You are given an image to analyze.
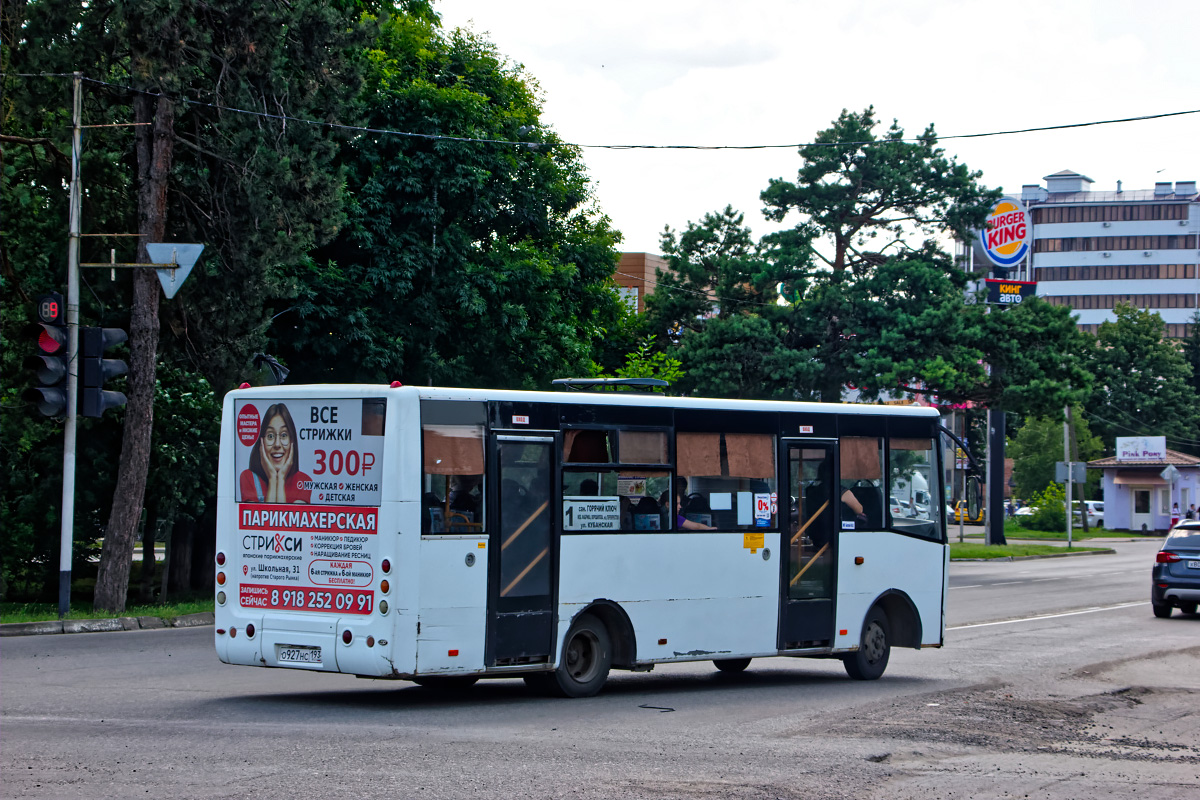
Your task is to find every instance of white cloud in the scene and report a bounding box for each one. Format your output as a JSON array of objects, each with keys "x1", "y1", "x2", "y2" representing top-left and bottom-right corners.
[{"x1": 438, "y1": 0, "x2": 1200, "y2": 252}]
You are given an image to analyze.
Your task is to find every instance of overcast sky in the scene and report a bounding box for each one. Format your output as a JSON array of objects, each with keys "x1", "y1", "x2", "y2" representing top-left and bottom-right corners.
[{"x1": 435, "y1": 0, "x2": 1200, "y2": 254}]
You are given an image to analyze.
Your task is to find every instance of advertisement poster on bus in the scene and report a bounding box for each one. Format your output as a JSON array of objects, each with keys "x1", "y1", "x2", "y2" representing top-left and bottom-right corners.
[
  {"x1": 234, "y1": 397, "x2": 385, "y2": 506},
  {"x1": 231, "y1": 397, "x2": 386, "y2": 616}
]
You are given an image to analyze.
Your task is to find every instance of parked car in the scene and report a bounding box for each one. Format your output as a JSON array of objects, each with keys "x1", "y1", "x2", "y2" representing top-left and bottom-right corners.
[
  {"x1": 1013, "y1": 505, "x2": 1035, "y2": 517},
  {"x1": 1072, "y1": 500, "x2": 1104, "y2": 528},
  {"x1": 1151, "y1": 520, "x2": 1200, "y2": 618},
  {"x1": 949, "y1": 501, "x2": 984, "y2": 524}
]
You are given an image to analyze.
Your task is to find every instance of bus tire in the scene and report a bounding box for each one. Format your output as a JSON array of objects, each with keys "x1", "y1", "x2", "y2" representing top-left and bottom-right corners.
[
  {"x1": 542, "y1": 614, "x2": 612, "y2": 698},
  {"x1": 411, "y1": 675, "x2": 479, "y2": 690},
  {"x1": 843, "y1": 608, "x2": 890, "y2": 681},
  {"x1": 713, "y1": 658, "x2": 751, "y2": 673}
]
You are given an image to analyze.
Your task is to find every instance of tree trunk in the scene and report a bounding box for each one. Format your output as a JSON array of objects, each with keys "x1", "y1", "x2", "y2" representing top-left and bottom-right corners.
[
  {"x1": 168, "y1": 514, "x2": 194, "y2": 598},
  {"x1": 93, "y1": 91, "x2": 173, "y2": 613}
]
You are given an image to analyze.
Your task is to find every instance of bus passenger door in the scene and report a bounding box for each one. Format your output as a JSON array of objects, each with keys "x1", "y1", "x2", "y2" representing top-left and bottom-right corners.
[
  {"x1": 779, "y1": 441, "x2": 837, "y2": 648},
  {"x1": 487, "y1": 435, "x2": 558, "y2": 666}
]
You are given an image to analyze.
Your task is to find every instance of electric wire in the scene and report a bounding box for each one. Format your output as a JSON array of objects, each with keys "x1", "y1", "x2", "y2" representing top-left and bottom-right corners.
[{"x1": 4, "y1": 72, "x2": 1196, "y2": 152}]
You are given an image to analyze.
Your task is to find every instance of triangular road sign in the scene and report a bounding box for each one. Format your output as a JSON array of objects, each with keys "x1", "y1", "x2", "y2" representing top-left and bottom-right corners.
[{"x1": 146, "y1": 243, "x2": 205, "y2": 299}]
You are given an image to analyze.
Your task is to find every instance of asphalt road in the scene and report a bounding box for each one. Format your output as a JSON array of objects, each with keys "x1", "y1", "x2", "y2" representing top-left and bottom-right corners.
[{"x1": 3, "y1": 541, "x2": 1196, "y2": 799}]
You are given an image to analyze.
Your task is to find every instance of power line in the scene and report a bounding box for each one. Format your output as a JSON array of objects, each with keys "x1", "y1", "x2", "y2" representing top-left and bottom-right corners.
[{"x1": 6, "y1": 72, "x2": 1196, "y2": 153}]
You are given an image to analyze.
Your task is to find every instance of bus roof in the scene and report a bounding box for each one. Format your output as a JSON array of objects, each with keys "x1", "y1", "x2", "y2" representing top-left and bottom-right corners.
[{"x1": 230, "y1": 384, "x2": 941, "y2": 419}]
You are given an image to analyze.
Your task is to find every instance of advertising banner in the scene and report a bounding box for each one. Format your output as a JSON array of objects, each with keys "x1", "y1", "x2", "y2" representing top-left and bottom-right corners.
[
  {"x1": 232, "y1": 397, "x2": 386, "y2": 615},
  {"x1": 1116, "y1": 436, "x2": 1167, "y2": 462},
  {"x1": 234, "y1": 398, "x2": 385, "y2": 506},
  {"x1": 985, "y1": 278, "x2": 1037, "y2": 305}
]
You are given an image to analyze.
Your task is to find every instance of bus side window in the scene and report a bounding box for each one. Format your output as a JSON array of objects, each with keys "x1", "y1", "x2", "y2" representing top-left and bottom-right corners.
[
  {"x1": 840, "y1": 437, "x2": 884, "y2": 530},
  {"x1": 887, "y1": 437, "x2": 941, "y2": 541},
  {"x1": 422, "y1": 424, "x2": 485, "y2": 535},
  {"x1": 675, "y1": 432, "x2": 776, "y2": 531}
]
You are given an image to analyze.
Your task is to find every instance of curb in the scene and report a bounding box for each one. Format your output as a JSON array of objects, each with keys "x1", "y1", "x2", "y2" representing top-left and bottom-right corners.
[
  {"x1": 952, "y1": 547, "x2": 1116, "y2": 562},
  {"x1": 0, "y1": 611, "x2": 213, "y2": 637}
]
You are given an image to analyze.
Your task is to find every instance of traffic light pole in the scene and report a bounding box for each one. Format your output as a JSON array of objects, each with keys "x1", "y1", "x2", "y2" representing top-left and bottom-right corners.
[{"x1": 59, "y1": 72, "x2": 82, "y2": 618}]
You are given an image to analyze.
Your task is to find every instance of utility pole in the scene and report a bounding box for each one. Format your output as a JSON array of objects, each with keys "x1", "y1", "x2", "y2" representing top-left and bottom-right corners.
[
  {"x1": 58, "y1": 72, "x2": 83, "y2": 618},
  {"x1": 1064, "y1": 405, "x2": 1073, "y2": 549}
]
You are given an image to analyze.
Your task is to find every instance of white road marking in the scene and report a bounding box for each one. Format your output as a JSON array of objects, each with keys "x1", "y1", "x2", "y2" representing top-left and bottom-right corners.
[{"x1": 948, "y1": 601, "x2": 1148, "y2": 630}]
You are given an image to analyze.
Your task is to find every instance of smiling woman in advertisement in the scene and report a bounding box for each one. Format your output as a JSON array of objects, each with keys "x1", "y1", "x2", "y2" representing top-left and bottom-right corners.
[{"x1": 240, "y1": 403, "x2": 313, "y2": 504}]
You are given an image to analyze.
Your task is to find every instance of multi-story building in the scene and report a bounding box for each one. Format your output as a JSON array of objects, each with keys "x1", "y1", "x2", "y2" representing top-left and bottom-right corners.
[
  {"x1": 1021, "y1": 170, "x2": 1199, "y2": 338},
  {"x1": 613, "y1": 252, "x2": 667, "y2": 314}
]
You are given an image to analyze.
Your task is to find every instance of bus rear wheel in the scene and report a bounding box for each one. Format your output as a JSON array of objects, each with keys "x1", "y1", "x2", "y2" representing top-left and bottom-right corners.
[
  {"x1": 843, "y1": 608, "x2": 890, "y2": 681},
  {"x1": 713, "y1": 658, "x2": 751, "y2": 673},
  {"x1": 530, "y1": 614, "x2": 612, "y2": 698}
]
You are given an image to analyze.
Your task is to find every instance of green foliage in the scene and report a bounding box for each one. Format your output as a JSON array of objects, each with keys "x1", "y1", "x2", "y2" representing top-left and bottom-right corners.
[
  {"x1": 761, "y1": 107, "x2": 998, "y2": 275},
  {"x1": 678, "y1": 315, "x2": 820, "y2": 400},
  {"x1": 611, "y1": 336, "x2": 684, "y2": 391},
  {"x1": 1008, "y1": 408, "x2": 1103, "y2": 499},
  {"x1": 1018, "y1": 482, "x2": 1067, "y2": 532},
  {"x1": 1086, "y1": 304, "x2": 1200, "y2": 453},
  {"x1": 275, "y1": 16, "x2": 624, "y2": 388},
  {"x1": 1183, "y1": 313, "x2": 1200, "y2": 396}
]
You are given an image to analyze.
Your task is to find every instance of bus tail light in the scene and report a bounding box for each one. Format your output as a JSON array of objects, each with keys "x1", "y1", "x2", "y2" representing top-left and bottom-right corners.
[
  {"x1": 381, "y1": 558, "x2": 391, "y2": 573},
  {"x1": 366, "y1": 636, "x2": 375, "y2": 648},
  {"x1": 379, "y1": 600, "x2": 388, "y2": 615},
  {"x1": 229, "y1": 627, "x2": 237, "y2": 638},
  {"x1": 217, "y1": 572, "x2": 226, "y2": 586},
  {"x1": 1157, "y1": 552, "x2": 1180, "y2": 564},
  {"x1": 380, "y1": 580, "x2": 390, "y2": 594},
  {"x1": 342, "y1": 630, "x2": 353, "y2": 645},
  {"x1": 217, "y1": 591, "x2": 226, "y2": 605},
  {"x1": 245, "y1": 623, "x2": 255, "y2": 639},
  {"x1": 216, "y1": 552, "x2": 226, "y2": 566}
]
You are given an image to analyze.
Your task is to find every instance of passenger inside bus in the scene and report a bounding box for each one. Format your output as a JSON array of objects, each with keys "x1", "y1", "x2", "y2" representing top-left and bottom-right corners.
[{"x1": 676, "y1": 489, "x2": 715, "y2": 531}]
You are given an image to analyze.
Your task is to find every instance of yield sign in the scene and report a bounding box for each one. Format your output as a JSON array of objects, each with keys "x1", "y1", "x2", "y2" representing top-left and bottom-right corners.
[{"x1": 146, "y1": 243, "x2": 205, "y2": 299}]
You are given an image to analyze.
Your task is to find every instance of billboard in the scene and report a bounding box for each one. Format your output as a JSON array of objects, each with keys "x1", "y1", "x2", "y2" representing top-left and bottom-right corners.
[
  {"x1": 1116, "y1": 436, "x2": 1167, "y2": 462},
  {"x1": 979, "y1": 196, "x2": 1032, "y2": 268}
]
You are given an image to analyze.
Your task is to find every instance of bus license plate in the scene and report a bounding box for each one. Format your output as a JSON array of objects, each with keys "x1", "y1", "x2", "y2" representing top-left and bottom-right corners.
[{"x1": 277, "y1": 645, "x2": 322, "y2": 664}]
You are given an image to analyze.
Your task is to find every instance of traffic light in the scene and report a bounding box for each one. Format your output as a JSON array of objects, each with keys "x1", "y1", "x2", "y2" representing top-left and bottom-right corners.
[
  {"x1": 23, "y1": 292, "x2": 69, "y2": 417},
  {"x1": 79, "y1": 326, "x2": 128, "y2": 418}
]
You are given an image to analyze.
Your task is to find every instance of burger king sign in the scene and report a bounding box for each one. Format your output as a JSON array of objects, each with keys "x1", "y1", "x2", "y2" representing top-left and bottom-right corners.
[{"x1": 979, "y1": 196, "x2": 1032, "y2": 268}]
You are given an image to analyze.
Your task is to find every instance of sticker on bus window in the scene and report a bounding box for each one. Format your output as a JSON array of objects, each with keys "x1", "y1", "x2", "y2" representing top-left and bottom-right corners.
[
  {"x1": 562, "y1": 497, "x2": 620, "y2": 530},
  {"x1": 842, "y1": 520, "x2": 856, "y2": 530},
  {"x1": 234, "y1": 398, "x2": 385, "y2": 507}
]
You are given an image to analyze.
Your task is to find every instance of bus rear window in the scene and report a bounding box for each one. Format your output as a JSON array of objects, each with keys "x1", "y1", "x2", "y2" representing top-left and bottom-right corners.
[{"x1": 422, "y1": 424, "x2": 485, "y2": 534}]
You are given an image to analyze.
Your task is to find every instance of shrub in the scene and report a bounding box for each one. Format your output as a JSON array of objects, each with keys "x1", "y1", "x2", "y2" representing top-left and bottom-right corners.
[{"x1": 1017, "y1": 483, "x2": 1067, "y2": 532}]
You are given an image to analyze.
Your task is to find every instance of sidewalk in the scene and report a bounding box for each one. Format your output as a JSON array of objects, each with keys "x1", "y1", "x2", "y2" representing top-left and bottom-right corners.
[{"x1": 0, "y1": 612, "x2": 213, "y2": 637}]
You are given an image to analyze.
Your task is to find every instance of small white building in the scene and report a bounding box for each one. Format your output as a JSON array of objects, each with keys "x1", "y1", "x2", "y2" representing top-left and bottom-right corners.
[{"x1": 1088, "y1": 437, "x2": 1200, "y2": 533}]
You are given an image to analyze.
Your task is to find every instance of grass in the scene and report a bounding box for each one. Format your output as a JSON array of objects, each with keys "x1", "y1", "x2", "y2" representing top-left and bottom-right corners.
[
  {"x1": 949, "y1": 542, "x2": 1108, "y2": 559},
  {"x1": 0, "y1": 598, "x2": 213, "y2": 625},
  {"x1": 963, "y1": 526, "x2": 1151, "y2": 541}
]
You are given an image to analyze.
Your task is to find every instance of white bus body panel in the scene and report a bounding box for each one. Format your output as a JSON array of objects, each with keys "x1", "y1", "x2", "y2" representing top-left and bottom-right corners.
[
  {"x1": 833, "y1": 532, "x2": 946, "y2": 649},
  {"x1": 416, "y1": 535, "x2": 489, "y2": 674},
  {"x1": 558, "y1": 531, "x2": 782, "y2": 662}
]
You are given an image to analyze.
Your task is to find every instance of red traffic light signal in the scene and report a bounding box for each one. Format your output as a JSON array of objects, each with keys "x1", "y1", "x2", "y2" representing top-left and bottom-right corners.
[{"x1": 25, "y1": 294, "x2": 69, "y2": 417}]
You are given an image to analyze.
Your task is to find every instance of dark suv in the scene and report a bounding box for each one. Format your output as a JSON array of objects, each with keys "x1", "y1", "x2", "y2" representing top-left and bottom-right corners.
[{"x1": 1152, "y1": 520, "x2": 1200, "y2": 618}]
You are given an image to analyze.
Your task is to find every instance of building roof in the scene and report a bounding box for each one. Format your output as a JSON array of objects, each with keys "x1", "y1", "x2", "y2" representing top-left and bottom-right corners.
[
  {"x1": 1029, "y1": 189, "x2": 1199, "y2": 204},
  {"x1": 1088, "y1": 448, "x2": 1200, "y2": 468},
  {"x1": 1044, "y1": 169, "x2": 1095, "y2": 181}
]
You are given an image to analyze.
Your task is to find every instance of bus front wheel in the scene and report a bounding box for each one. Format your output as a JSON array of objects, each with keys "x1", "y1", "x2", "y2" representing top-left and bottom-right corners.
[
  {"x1": 531, "y1": 614, "x2": 612, "y2": 698},
  {"x1": 842, "y1": 608, "x2": 890, "y2": 680}
]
